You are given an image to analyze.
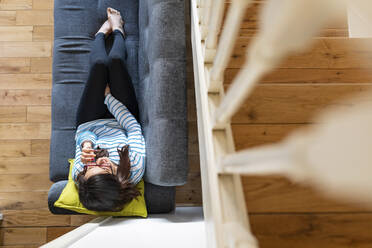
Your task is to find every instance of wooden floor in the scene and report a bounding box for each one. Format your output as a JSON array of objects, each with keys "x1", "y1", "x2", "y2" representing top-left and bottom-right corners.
[{"x1": 0, "y1": 0, "x2": 201, "y2": 246}]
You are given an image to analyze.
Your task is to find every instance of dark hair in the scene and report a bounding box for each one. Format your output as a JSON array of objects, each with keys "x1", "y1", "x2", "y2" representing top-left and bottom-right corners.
[{"x1": 77, "y1": 145, "x2": 141, "y2": 212}]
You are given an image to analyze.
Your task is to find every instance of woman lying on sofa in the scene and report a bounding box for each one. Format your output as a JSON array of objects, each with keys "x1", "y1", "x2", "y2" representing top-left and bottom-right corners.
[{"x1": 71, "y1": 7, "x2": 145, "y2": 212}]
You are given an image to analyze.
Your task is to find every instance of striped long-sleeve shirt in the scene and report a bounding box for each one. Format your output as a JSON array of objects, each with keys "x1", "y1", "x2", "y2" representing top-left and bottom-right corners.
[{"x1": 72, "y1": 93, "x2": 146, "y2": 185}]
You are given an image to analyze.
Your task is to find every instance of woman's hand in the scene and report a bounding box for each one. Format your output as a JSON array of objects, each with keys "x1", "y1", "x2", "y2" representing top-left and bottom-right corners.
[
  {"x1": 104, "y1": 84, "x2": 111, "y2": 96},
  {"x1": 81, "y1": 148, "x2": 96, "y2": 164}
]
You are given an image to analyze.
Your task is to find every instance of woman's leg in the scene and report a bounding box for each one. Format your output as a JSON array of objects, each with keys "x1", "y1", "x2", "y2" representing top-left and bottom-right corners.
[
  {"x1": 76, "y1": 33, "x2": 110, "y2": 127},
  {"x1": 107, "y1": 30, "x2": 140, "y2": 121}
]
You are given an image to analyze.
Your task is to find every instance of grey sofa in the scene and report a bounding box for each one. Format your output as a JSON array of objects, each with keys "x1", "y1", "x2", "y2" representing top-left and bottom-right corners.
[{"x1": 48, "y1": 0, "x2": 188, "y2": 214}]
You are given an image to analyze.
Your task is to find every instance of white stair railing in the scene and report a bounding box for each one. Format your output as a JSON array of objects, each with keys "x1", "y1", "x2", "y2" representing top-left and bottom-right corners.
[{"x1": 191, "y1": 0, "x2": 372, "y2": 247}]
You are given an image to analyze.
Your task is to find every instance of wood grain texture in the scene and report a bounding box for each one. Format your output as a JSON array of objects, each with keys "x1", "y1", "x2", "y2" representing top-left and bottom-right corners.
[
  {"x1": 0, "y1": 106, "x2": 26, "y2": 123},
  {"x1": 0, "y1": 227, "x2": 46, "y2": 246},
  {"x1": 70, "y1": 216, "x2": 97, "y2": 227},
  {"x1": 0, "y1": 123, "x2": 50, "y2": 139},
  {"x1": 30, "y1": 57, "x2": 51, "y2": 73},
  {"x1": 0, "y1": 140, "x2": 31, "y2": 157},
  {"x1": 27, "y1": 106, "x2": 51, "y2": 122},
  {"x1": 0, "y1": 26, "x2": 32, "y2": 41},
  {"x1": 225, "y1": 68, "x2": 372, "y2": 84},
  {"x1": 0, "y1": 156, "x2": 49, "y2": 174},
  {"x1": 32, "y1": 0, "x2": 53, "y2": 10},
  {"x1": 0, "y1": 245, "x2": 39, "y2": 247},
  {"x1": 229, "y1": 84, "x2": 372, "y2": 124},
  {"x1": 46, "y1": 227, "x2": 76, "y2": 243},
  {"x1": 221, "y1": 1, "x2": 348, "y2": 38},
  {"x1": 15, "y1": 10, "x2": 53, "y2": 25},
  {"x1": 0, "y1": 191, "x2": 49, "y2": 210},
  {"x1": 0, "y1": 11, "x2": 16, "y2": 25},
  {"x1": 228, "y1": 38, "x2": 372, "y2": 69},
  {"x1": 232, "y1": 124, "x2": 305, "y2": 150},
  {"x1": 0, "y1": 0, "x2": 32, "y2": 10},
  {"x1": 0, "y1": 90, "x2": 51, "y2": 105},
  {"x1": 0, "y1": 41, "x2": 51, "y2": 57},
  {"x1": 0, "y1": 210, "x2": 70, "y2": 227},
  {"x1": 249, "y1": 213, "x2": 372, "y2": 248},
  {"x1": 0, "y1": 74, "x2": 51, "y2": 89},
  {"x1": 32, "y1": 25, "x2": 53, "y2": 41},
  {"x1": 0, "y1": 174, "x2": 52, "y2": 192},
  {"x1": 0, "y1": 58, "x2": 30, "y2": 74},
  {"x1": 242, "y1": 175, "x2": 372, "y2": 213},
  {"x1": 188, "y1": 121, "x2": 199, "y2": 155},
  {"x1": 30, "y1": 139, "x2": 49, "y2": 155}
]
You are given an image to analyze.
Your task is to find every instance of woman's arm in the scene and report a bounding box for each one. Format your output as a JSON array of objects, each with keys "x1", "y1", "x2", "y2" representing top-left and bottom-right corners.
[
  {"x1": 72, "y1": 145, "x2": 84, "y2": 183},
  {"x1": 104, "y1": 94, "x2": 146, "y2": 154},
  {"x1": 76, "y1": 131, "x2": 97, "y2": 150}
]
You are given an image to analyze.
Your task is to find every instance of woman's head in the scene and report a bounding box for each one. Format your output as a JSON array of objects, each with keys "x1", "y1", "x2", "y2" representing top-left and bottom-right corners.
[{"x1": 77, "y1": 145, "x2": 141, "y2": 212}]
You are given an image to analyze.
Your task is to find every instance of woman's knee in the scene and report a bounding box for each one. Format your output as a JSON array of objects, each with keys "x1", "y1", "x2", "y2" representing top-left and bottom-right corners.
[{"x1": 90, "y1": 56, "x2": 109, "y2": 68}]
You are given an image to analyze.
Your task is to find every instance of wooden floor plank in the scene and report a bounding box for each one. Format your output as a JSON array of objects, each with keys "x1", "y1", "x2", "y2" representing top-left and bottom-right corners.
[
  {"x1": 225, "y1": 68, "x2": 372, "y2": 84},
  {"x1": 30, "y1": 57, "x2": 51, "y2": 73},
  {"x1": 46, "y1": 227, "x2": 76, "y2": 243},
  {"x1": 70, "y1": 216, "x2": 97, "y2": 227},
  {"x1": 0, "y1": 123, "x2": 50, "y2": 139},
  {"x1": 229, "y1": 84, "x2": 372, "y2": 124},
  {"x1": 0, "y1": 0, "x2": 32, "y2": 10},
  {"x1": 0, "y1": 41, "x2": 51, "y2": 57},
  {"x1": 232, "y1": 124, "x2": 305, "y2": 150},
  {"x1": 0, "y1": 227, "x2": 46, "y2": 246},
  {"x1": 0, "y1": 174, "x2": 52, "y2": 192},
  {"x1": 0, "y1": 156, "x2": 49, "y2": 174},
  {"x1": 243, "y1": 175, "x2": 372, "y2": 213},
  {"x1": 0, "y1": 74, "x2": 51, "y2": 89},
  {"x1": 249, "y1": 213, "x2": 372, "y2": 248},
  {"x1": 0, "y1": 26, "x2": 32, "y2": 41},
  {"x1": 27, "y1": 106, "x2": 51, "y2": 122},
  {"x1": 32, "y1": 0, "x2": 53, "y2": 10},
  {"x1": 0, "y1": 191, "x2": 48, "y2": 210},
  {"x1": 15, "y1": 10, "x2": 53, "y2": 26},
  {"x1": 0, "y1": 140, "x2": 31, "y2": 157},
  {"x1": 0, "y1": 90, "x2": 51, "y2": 106},
  {"x1": 228, "y1": 38, "x2": 372, "y2": 69},
  {"x1": 1, "y1": 210, "x2": 70, "y2": 227},
  {"x1": 32, "y1": 25, "x2": 53, "y2": 41},
  {"x1": 30, "y1": 139, "x2": 49, "y2": 155},
  {"x1": 0, "y1": 11, "x2": 16, "y2": 25},
  {"x1": 0, "y1": 58, "x2": 30, "y2": 74},
  {"x1": 0, "y1": 106, "x2": 26, "y2": 123},
  {"x1": 188, "y1": 121, "x2": 199, "y2": 155}
]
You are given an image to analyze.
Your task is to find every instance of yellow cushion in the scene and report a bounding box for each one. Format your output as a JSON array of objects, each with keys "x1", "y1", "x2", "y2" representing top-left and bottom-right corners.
[{"x1": 54, "y1": 159, "x2": 148, "y2": 217}]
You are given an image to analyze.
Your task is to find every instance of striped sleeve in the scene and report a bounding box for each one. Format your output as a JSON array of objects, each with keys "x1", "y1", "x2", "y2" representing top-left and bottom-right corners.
[
  {"x1": 129, "y1": 152, "x2": 146, "y2": 185},
  {"x1": 104, "y1": 94, "x2": 146, "y2": 154},
  {"x1": 72, "y1": 144, "x2": 85, "y2": 184}
]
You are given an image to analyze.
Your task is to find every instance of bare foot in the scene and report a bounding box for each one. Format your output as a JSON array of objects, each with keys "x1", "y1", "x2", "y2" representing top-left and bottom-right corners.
[
  {"x1": 107, "y1": 7, "x2": 125, "y2": 37},
  {"x1": 95, "y1": 20, "x2": 112, "y2": 36}
]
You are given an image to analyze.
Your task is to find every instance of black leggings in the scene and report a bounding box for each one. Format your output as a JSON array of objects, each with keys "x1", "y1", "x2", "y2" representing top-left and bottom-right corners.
[{"x1": 76, "y1": 30, "x2": 139, "y2": 127}]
